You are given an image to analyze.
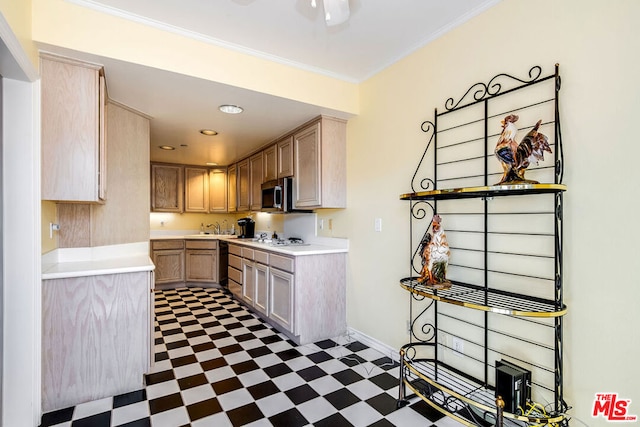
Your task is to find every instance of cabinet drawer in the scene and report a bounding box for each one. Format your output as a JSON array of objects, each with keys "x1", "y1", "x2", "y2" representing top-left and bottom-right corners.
[
  {"x1": 229, "y1": 244, "x2": 242, "y2": 256},
  {"x1": 270, "y1": 254, "x2": 294, "y2": 273},
  {"x1": 229, "y1": 254, "x2": 242, "y2": 270},
  {"x1": 229, "y1": 280, "x2": 242, "y2": 299},
  {"x1": 241, "y1": 247, "x2": 255, "y2": 260},
  {"x1": 228, "y1": 266, "x2": 242, "y2": 284},
  {"x1": 254, "y1": 250, "x2": 269, "y2": 265},
  {"x1": 152, "y1": 239, "x2": 184, "y2": 250},
  {"x1": 185, "y1": 239, "x2": 218, "y2": 250}
]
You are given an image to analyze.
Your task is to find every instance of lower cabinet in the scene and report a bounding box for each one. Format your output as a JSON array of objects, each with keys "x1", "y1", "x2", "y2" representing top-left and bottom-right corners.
[
  {"x1": 269, "y1": 267, "x2": 294, "y2": 332},
  {"x1": 151, "y1": 240, "x2": 185, "y2": 284},
  {"x1": 42, "y1": 271, "x2": 153, "y2": 412},
  {"x1": 227, "y1": 242, "x2": 346, "y2": 345},
  {"x1": 152, "y1": 239, "x2": 226, "y2": 286},
  {"x1": 185, "y1": 240, "x2": 218, "y2": 283}
]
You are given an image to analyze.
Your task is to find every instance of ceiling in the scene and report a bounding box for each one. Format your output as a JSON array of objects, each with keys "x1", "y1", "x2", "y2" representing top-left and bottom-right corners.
[{"x1": 48, "y1": 0, "x2": 501, "y2": 166}]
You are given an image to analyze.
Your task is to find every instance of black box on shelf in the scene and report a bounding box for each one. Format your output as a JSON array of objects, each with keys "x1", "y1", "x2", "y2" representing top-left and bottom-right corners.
[{"x1": 495, "y1": 360, "x2": 531, "y2": 414}]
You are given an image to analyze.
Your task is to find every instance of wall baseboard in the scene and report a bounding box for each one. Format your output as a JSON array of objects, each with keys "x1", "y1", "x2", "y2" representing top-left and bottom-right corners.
[{"x1": 346, "y1": 327, "x2": 400, "y2": 363}]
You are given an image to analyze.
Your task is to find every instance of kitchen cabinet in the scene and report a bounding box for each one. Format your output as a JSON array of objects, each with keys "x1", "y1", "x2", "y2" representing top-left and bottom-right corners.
[
  {"x1": 151, "y1": 239, "x2": 185, "y2": 284},
  {"x1": 237, "y1": 159, "x2": 250, "y2": 211},
  {"x1": 209, "y1": 167, "x2": 228, "y2": 212},
  {"x1": 228, "y1": 244, "x2": 243, "y2": 297},
  {"x1": 151, "y1": 163, "x2": 184, "y2": 212},
  {"x1": 185, "y1": 240, "x2": 218, "y2": 283},
  {"x1": 293, "y1": 116, "x2": 346, "y2": 209},
  {"x1": 396, "y1": 65, "x2": 568, "y2": 426},
  {"x1": 263, "y1": 144, "x2": 278, "y2": 182},
  {"x1": 249, "y1": 152, "x2": 264, "y2": 211},
  {"x1": 268, "y1": 255, "x2": 294, "y2": 332},
  {"x1": 225, "y1": 241, "x2": 346, "y2": 345},
  {"x1": 227, "y1": 164, "x2": 237, "y2": 213},
  {"x1": 41, "y1": 53, "x2": 107, "y2": 203},
  {"x1": 184, "y1": 167, "x2": 209, "y2": 212},
  {"x1": 42, "y1": 270, "x2": 153, "y2": 411},
  {"x1": 277, "y1": 136, "x2": 295, "y2": 178}
]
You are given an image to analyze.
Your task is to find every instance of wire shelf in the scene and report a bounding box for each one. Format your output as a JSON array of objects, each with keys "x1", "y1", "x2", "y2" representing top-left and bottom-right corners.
[
  {"x1": 400, "y1": 354, "x2": 567, "y2": 427},
  {"x1": 400, "y1": 184, "x2": 567, "y2": 201},
  {"x1": 400, "y1": 278, "x2": 566, "y2": 317}
]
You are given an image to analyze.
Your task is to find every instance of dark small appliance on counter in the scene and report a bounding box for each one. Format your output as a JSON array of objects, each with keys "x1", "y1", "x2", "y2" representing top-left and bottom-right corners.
[{"x1": 237, "y1": 217, "x2": 255, "y2": 238}]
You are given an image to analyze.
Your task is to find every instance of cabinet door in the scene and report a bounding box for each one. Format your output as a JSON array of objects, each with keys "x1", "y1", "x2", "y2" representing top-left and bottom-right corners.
[
  {"x1": 185, "y1": 167, "x2": 209, "y2": 212},
  {"x1": 151, "y1": 164, "x2": 184, "y2": 212},
  {"x1": 41, "y1": 54, "x2": 105, "y2": 203},
  {"x1": 293, "y1": 122, "x2": 322, "y2": 208},
  {"x1": 269, "y1": 267, "x2": 294, "y2": 332},
  {"x1": 254, "y1": 263, "x2": 269, "y2": 315},
  {"x1": 152, "y1": 249, "x2": 185, "y2": 284},
  {"x1": 263, "y1": 144, "x2": 278, "y2": 182},
  {"x1": 209, "y1": 168, "x2": 228, "y2": 212},
  {"x1": 249, "y1": 152, "x2": 263, "y2": 211},
  {"x1": 237, "y1": 159, "x2": 250, "y2": 212},
  {"x1": 186, "y1": 250, "x2": 217, "y2": 282},
  {"x1": 277, "y1": 136, "x2": 294, "y2": 178},
  {"x1": 242, "y1": 259, "x2": 255, "y2": 305},
  {"x1": 227, "y1": 164, "x2": 237, "y2": 213}
]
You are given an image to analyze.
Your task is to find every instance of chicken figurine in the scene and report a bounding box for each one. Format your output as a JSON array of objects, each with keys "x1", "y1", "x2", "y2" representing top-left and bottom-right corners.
[
  {"x1": 417, "y1": 214, "x2": 451, "y2": 289},
  {"x1": 494, "y1": 114, "x2": 552, "y2": 185}
]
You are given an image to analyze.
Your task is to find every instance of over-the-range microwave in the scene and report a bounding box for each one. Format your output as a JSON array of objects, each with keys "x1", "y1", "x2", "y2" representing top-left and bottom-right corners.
[
  {"x1": 261, "y1": 177, "x2": 313, "y2": 213},
  {"x1": 261, "y1": 177, "x2": 292, "y2": 213}
]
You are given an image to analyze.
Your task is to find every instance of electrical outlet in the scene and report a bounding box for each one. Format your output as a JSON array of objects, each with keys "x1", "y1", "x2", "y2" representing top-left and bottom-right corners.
[
  {"x1": 452, "y1": 337, "x2": 464, "y2": 357},
  {"x1": 406, "y1": 320, "x2": 411, "y2": 334},
  {"x1": 318, "y1": 219, "x2": 324, "y2": 230}
]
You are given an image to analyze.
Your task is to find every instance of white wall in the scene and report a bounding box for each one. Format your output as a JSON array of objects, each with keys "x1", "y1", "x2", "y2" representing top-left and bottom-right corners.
[
  {"x1": 2, "y1": 78, "x2": 41, "y2": 426},
  {"x1": 344, "y1": 0, "x2": 640, "y2": 425}
]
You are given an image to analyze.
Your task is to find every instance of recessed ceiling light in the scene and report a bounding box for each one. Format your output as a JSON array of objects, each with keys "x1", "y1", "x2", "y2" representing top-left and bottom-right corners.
[
  {"x1": 200, "y1": 129, "x2": 218, "y2": 136},
  {"x1": 206, "y1": 162, "x2": 218, "y2": 166},
  {"x1": 159, "y1": 145, "x2": 175, "y2": 150},
  {"x1": 219, "y1": 104, "x2": 243, "y2": 114}
]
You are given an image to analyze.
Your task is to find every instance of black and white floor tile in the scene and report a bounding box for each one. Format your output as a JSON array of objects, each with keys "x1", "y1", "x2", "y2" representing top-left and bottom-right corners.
[{"x1": 40, "y1": 287, "x2": 464, "y2": 427}]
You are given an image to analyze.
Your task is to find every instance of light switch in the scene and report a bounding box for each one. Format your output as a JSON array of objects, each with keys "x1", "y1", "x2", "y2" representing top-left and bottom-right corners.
[{"x1": 374, "y1": 218, "x2": 382, "y2": 232}]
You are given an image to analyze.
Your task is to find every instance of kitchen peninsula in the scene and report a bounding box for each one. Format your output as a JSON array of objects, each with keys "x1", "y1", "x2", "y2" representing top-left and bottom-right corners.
[{"x1": 41, "y1": 242, "x2": 155, "y2": 412}]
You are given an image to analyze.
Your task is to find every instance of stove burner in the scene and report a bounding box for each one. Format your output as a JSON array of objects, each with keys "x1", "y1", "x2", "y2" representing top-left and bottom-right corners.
[{"x1": 269, "y1": 237, "x2": 307, "y2": 246}]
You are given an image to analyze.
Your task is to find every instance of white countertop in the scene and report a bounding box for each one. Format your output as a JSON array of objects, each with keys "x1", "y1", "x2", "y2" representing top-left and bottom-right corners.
[
  {"x1": 42, "y1": 242, "x2": 155, "y2": 280},
  {"x1": 150, "y1": 232, "x2": 349, "y2": 256}
]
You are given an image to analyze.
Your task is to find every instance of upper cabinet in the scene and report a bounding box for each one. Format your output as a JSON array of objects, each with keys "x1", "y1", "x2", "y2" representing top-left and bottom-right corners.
[
  {"x1": 277, "y1": 136, "x2": 294, "y2": 178},
  {"x1": 209, "y1": 168, "x2": 228, "y2": 213},
  {"x1": 41, "y1": 53, "x2": 107, "y2": 203},
  {"x1": 184, "y1": 167, "x2": 209, "y2": 213},
  {"x1": 249, "y1": 152, "x2": 263, "y2": 211},
  {"x1": 151, "y1": 163, "x2": 184, "y2": 212},
  {"x1": 293, "y1": 116, "x2": 346, "y2": 209},
  {"x1": 227, "y1": 164, "x2": 237, "y2": 213},
  {"x1": 151, "y1": 163, "x2": 230, "y2": 213},
  {"x1": 263, "y1": 144, "x2": 277, "y2": 182},
  {"x1": 236, "y1": 158, "x2": 250, "y2": 212}
]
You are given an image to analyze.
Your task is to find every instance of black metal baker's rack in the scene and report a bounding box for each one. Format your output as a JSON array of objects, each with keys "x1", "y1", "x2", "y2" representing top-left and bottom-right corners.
[{"x1": 397, "y1": 64, "x2": 569, "y2": 426}]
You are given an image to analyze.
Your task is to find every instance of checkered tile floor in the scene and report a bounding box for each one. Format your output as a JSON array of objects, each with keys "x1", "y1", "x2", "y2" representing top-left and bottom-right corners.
[{"x1": 40, "y1": 287, "x2": 464, "y2": 427}]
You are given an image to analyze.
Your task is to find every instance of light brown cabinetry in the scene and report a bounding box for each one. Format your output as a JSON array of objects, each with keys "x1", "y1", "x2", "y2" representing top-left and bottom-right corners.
[
  {"x1": 42, "y1": 271, "x2": 153, "y2": 411},
  {"x1": 227, "y1": 164, "x2": 237, "y2": 213},
  {"x1": 227, "y1": 241, "x2": 346, "y2": 345},
  {"x1": 293, "y1": 116, "x2": 346, "y2": 208},
  {"x1": 151, "y1": 239, "x2": 185, "y2": 284},
  {"x1": 209, "y1": 167, "x2": 228, "y2": 212},
  {"x1": 263, "y1": 144, "x2": 278, "y2": 182},
  {"x1": 237, "y1": 159, "x2": 250, "y2": 211},
  {"x1": 249, "y1": 152, "x2": 264, "y2": 211},
  {"x1": 277, "y1": 136, "x2": 295, "y2": 178},
  {"x1": 184, "y1": 167, "x2": 209, "y2": 212},
  {"x1": 41, "y1": 53, "x2": 107, "y2": 203},
  {"x1": 151, "y1": 164, "x2": 184, "y2": 212},
  {"x1": 185, "y1": 240, "x2": 218, "y2": 282}
]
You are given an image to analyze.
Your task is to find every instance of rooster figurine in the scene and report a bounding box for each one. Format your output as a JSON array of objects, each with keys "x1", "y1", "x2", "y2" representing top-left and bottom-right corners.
[
  {"x1": 494, "y1": 115, "x2": 552, "y2": 185},
  {"x1": 417, "y1": 214, "x2": 451, "y2": 289}
]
